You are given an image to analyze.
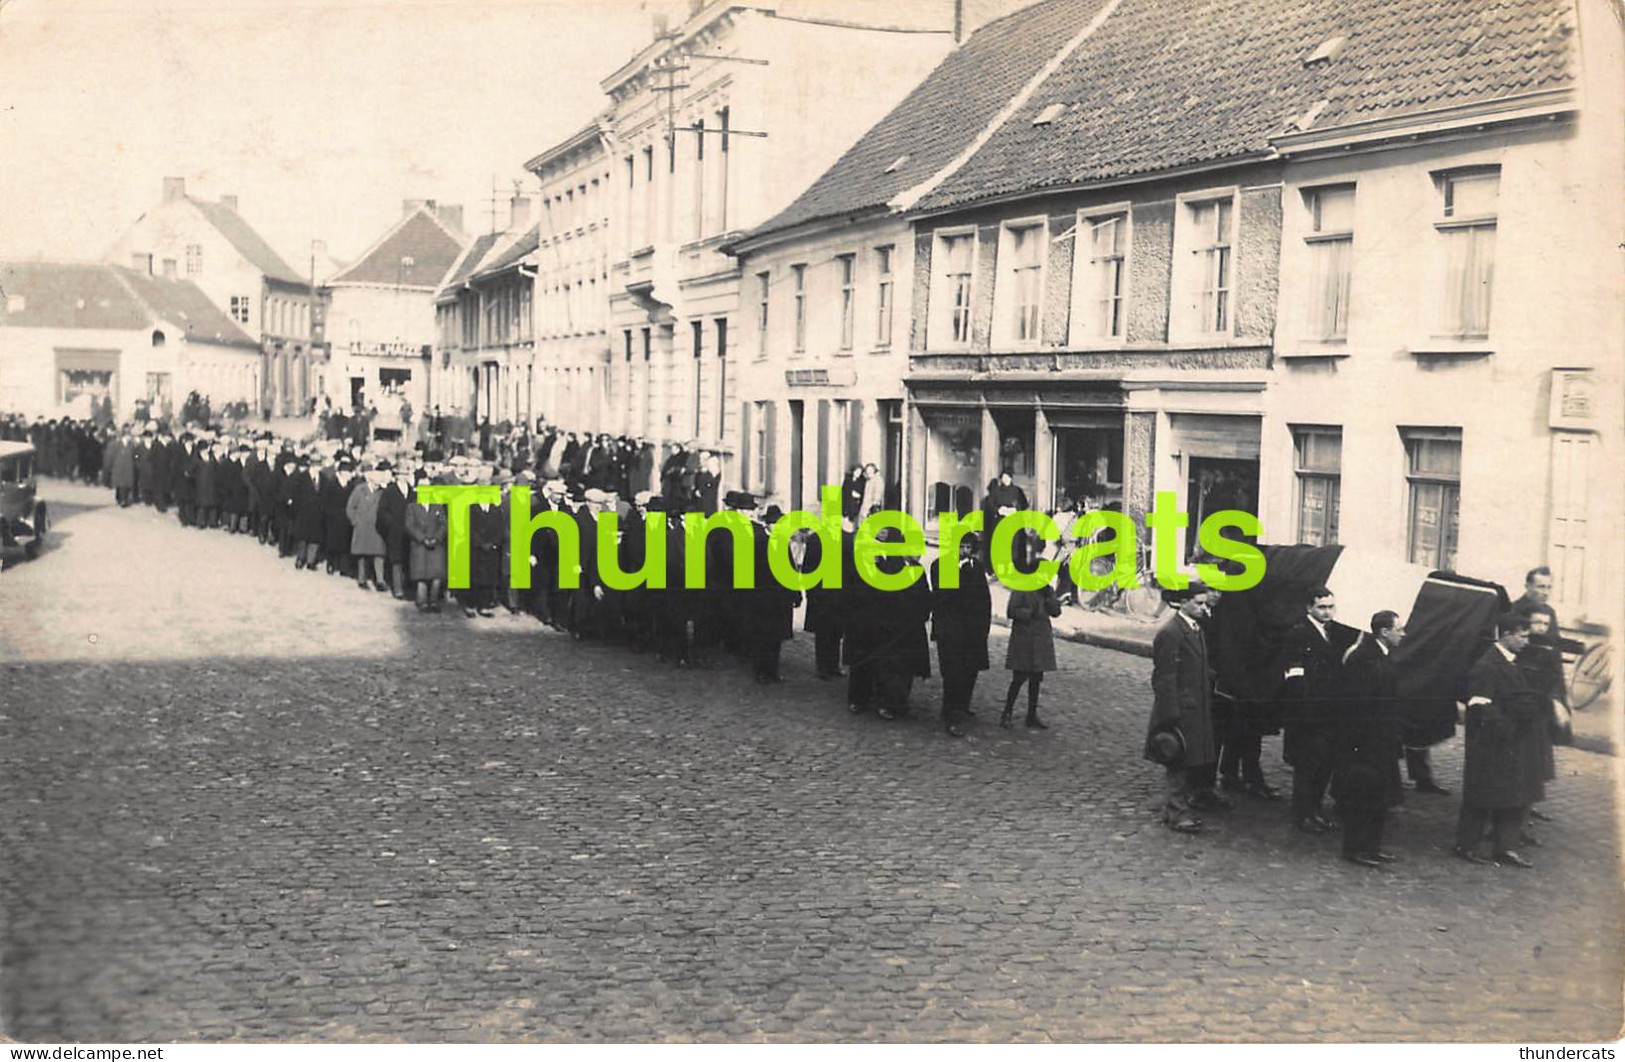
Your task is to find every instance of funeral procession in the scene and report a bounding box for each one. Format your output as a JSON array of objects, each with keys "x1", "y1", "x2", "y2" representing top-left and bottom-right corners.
[{"x1": 0, "y1": 0, "x2": 1621, "y2": 1046}]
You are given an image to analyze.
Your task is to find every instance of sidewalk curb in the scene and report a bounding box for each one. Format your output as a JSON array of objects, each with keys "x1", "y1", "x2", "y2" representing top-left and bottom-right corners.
[{"x1": 989, "y1": 614, "x2": 1155, "y2": 659}]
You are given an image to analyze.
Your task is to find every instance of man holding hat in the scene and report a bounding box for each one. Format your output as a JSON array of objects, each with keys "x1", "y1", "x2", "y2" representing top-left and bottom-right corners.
[{"x1": 1147, "y1": 584, "x2": 1219, "y2": 833}]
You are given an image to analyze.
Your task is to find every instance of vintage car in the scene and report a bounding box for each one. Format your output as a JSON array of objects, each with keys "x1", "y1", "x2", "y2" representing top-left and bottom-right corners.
[{"x1": 0, "y1": 440, "x2": 48, "y2": 566}]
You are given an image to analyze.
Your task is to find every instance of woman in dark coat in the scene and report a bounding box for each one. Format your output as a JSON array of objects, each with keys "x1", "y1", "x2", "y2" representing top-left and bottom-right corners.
[
  {"x1": 930, "y1": 532, "x2": 992, "y2": 736},
  {"x1": 1332, "y1": 613, "x2": 1406, "y2": 866},
  {"x1": 1002, "y1": 560, "x2": 1061, "y2": 730}
]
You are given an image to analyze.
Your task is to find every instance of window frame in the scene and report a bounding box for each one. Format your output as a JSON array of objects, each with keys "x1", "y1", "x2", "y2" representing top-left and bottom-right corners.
[
  {"x1": 790, "y1": 263, "x2": 807, "y2": 355},
  {"x1": 874, "y1": 244, "x2": 895, "y2": 349},
  {"x1": 1432, "y1": 165, "x2": 1500, "y2": 340},
  {"x1": 754, "y1": 269, "x2": 771, "y2": 359},
  {"x1": 1401, "y1": 426, "x2": 1463, "y2": 570},
  {"x1": 1172, "y1": 187, "x2": 1241, "y2": 341},
  {"x1": 995, "y1": 216, "x2": 1048, "y2": 348},
  {"x1": 1300, "y1": 183, "x2": 1356, "y2": 343},
  {"x1": 1069, "y1": 204, "x2": 1131, "y2": 346},
  {"x1": 835, "y1": 252, "x2": 856, "y2": 353},
  {"x1": 1290, "y1": 424, "x2": 1343, "y2": 546},
  {"x1": 929, "y1": 226, "x2": 978, "y2": 351}
]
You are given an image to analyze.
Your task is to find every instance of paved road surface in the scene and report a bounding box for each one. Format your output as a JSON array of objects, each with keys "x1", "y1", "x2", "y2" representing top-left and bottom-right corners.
[{"x1": 2, "y1": 480, "x2": 1620, "y2": 1042}]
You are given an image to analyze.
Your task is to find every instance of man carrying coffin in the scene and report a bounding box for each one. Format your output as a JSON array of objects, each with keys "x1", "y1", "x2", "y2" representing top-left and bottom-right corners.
[{"x1": 1453, "y1": 613, "x2": 1543, "y2": 868}]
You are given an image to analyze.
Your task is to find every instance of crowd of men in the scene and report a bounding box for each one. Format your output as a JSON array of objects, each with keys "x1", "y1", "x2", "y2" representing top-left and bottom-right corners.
[
  {"x1": 1147, "y1": 570, "x2": 1571, "y2": 869},
  {"x1": 7, "y1": 410, "x2": 1578, "y2": 870}
]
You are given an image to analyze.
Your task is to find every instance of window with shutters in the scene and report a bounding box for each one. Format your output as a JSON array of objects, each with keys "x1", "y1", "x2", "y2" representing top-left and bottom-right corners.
[
  {"x1": 1303, "y1": 185, "x2": 1354, "y2": 340},
  {"x1": 185, "y1": 244, "x2": 203, "y2": 277},
  {"x1": 1292, "y1": 426, "x2": 1342, "y2": 546},
  {"x1": 754, "y1": 401, "x2": 770, "y2": 489},
  {"x1": 1402, "y1": 427, "x2": 1461, "y2": 570}
]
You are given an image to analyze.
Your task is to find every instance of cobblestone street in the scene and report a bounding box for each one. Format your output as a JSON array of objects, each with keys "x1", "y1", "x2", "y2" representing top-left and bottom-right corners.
[{"x1": 2, "y1": 480, "x2": 1621, "y2": 1042}]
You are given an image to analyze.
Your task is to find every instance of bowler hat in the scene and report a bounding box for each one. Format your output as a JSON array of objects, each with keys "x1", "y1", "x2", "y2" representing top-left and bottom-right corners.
[
  {"x1": 724, "y1": 490, "x2": 756, "y2": 510},
  {"x1": 1146, "y1": 725, "x2": 1187, "y2": 767}
]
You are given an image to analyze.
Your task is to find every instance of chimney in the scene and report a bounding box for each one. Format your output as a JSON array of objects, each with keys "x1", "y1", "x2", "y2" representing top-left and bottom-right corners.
[
  {"x1": 435, "y1": 203, "x2": 465, "y2": 233},
  {"x1": 130, "y1": 253, "x2": 152, "y2": 275},
  {"x1": 163, "y1": 177, "x2": 186, "y2": 201},
  {"x1": 403, "y1": 198, "x2": 428, "y2": 217},
  {"x1": 220, "y1": 194, "x2": 239, "y2": 212},
  {"x1": 509, "y1": 194, "x2": 532, "y2": 231},
  {"x1": 652, "y1": 11, "x2": 669, "y2": 38},
  {"x1": 687, "y1": 0, "x2": 704, "y2": 16},
  {"x1": 954, "y1": 0, "x2": 964, "y2": 42}
]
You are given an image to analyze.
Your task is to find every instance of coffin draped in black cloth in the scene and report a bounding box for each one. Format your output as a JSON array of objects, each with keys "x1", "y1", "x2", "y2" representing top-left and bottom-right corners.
[
  {"x1": 1392, "y1": 571, "x2": 1510, "y2": 748},
  {"x1": 1209, "y1": 544, "x2": 1342, "y2": 729}
]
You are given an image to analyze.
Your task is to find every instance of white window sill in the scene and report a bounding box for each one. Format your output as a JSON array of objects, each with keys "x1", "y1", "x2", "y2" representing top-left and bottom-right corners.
[
  {"x1": 1409, "y1": 338, "x2": 1493, "y2": 357},
  {"x1": 1280, "y1": 340, "x2": 1350, "y2": 359}
]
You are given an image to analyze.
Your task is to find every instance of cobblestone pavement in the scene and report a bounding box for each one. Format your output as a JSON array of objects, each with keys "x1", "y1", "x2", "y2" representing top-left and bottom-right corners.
[{"x1": 2, "y1": 481, "x2": 1621, "y2": 1043}]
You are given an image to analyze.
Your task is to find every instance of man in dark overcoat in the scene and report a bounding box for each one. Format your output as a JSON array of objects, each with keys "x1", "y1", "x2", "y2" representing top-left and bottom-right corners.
[
  {"x1": 1332, "y1": 610, "x2": 1407, "y2": 867},
  {"x1": 1280, "y1": 586, "x2": 1359, "y2": 833},
  {"x1": 930, "y1": 531, "x2": 991, "y2": 737},
  {"x1": 1453, "y1": 613, "x2": 1542, "y2": 868},
  {"x1": 799, "y1": 526, "x2": 850, "y2": 679},
  {"x1": 745, "y1": 509, "x2": 799, "y2": 683},
  {"x1": 1146, "y1": 584, "x2": 1220, "y2": 833}
]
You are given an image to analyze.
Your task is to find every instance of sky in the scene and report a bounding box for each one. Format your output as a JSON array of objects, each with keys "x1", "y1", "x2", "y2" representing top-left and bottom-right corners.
[{"x1": 0, "y1": 0, "x2": 665, "y2": 270}]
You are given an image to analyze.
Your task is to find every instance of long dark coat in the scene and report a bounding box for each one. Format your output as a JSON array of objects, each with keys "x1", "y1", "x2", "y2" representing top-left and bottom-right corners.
[
  {"x1": 405, "y1": 502, "x2": 447, "y2": 582},
  {"x1": 195, "y1": 454, "x2": 219, "y2": 509},
  {"x1": 109, "y1": 439, "x2": 136, "y2": 490},
  {"x1": 320, "y1": 474, "x2": 356, "y2": 554},
  {"x1": 748, "y1": 522, "x2": 799, "y2": 643},
  {"x1": 375, "y1": 481, "x2": 411, "y2": 565},
  {"x1": 845, "y1": 558, "x2": 931, "y2": 678},
  {"x1": 1331, "y1": 637, "x2": 1405, "y2": 810},
  {"x1": 1518, "y1": 637, "x2": 1564, "y2": 777},
  {"x1": 1461, "y1": 646, "x2": 1546, "y2": 809},
  {"x1": 1005, "y1": 586, "x2": 1060, "y2": 673},
  {"x1": 469, "y1": 503, "x2": 505, "y2": 590},
  {"x1": 170, "y1": 445, "x2": 196, "y2": 504},
  {"x1": 800, "y1": 532, "x2": 849, "y2": 635},
  {"x1": 346, "y1": 482, "x2": 386, "y2": 557},
  {"x1": 1279, "y1": 617, "x2": 1358, "y2": 768},
  {"x1": 146, "y1": 440, "x2": 173, "y2": 498},
  {"x1": 1146, "y1": 614, "x2": 1217, "y2": 767},
  {"x1": 929, "y1": 554, "x2": 991, "y2": 672},
  {"x1": 292, "y1": 473, "x2": 324, "y2": 543}
]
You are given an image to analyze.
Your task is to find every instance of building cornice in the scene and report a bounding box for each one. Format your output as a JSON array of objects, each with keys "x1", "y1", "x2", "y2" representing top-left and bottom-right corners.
[
  {"x1": 724, "y1": 207, "x2": 894, "y2": 257},
  {"x1": 1268, "y1": 88, "x2": 1577, "y2": 157}
]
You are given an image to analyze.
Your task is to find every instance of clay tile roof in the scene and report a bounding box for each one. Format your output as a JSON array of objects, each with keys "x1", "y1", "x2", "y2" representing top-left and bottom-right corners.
[
  {"x1": 113, "y1": 266, "x2": 259, "y2": 348},
  {"x1": 438, "y1": 232, "x2": 505, "y2": 297},
  {"x1": 0, "y1": 261, "x2": 256, "y2": 348},
  {"x1": 917, "y1": 0, "x2": 1577, "y2": 213},
  {"x1": 740, "y1": 0, "x2": 1115, "y2": 244},
  {"x1": 328, "y1": 209, "x2": 468, "y2": 289},
  {"x1": 191, "y1": 198, "x2": 304, "y2": 284}
]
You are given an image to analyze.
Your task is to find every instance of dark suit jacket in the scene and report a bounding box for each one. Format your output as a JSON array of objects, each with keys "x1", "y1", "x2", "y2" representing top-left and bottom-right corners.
[
  {"x1": 1147, "y1": 615, "x2": 1216, "y2": 767},
  {"x1": 1462, "y1": 645, "x2": 1543, "y2": 809}
]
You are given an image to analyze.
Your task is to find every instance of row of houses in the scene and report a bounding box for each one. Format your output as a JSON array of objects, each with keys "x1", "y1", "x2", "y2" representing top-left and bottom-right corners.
[
  {"x1": 1, "y1": 0, "x2": 1617, "y2": 631},
  {"x1": 454, "y1": 0, "x2": 1616, "y2": 628}
]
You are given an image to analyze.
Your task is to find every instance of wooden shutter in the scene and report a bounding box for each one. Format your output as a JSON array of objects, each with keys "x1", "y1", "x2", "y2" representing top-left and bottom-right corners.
[
  {"x1": 847, "y1": 398, "x2": 864, "y2": 466},
  {"x1": 816, "y1": 399, "x2": 830, "y2": 491},
  {"x1": 763, "y1": 401, "x2": 777, "y2": 495},
  {"x1": 1549, "y1": 432, "x2": 1593, "y2": 616},
  {"x1": 739, "y1": 401, "x2": 752, "y2": 491}
]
